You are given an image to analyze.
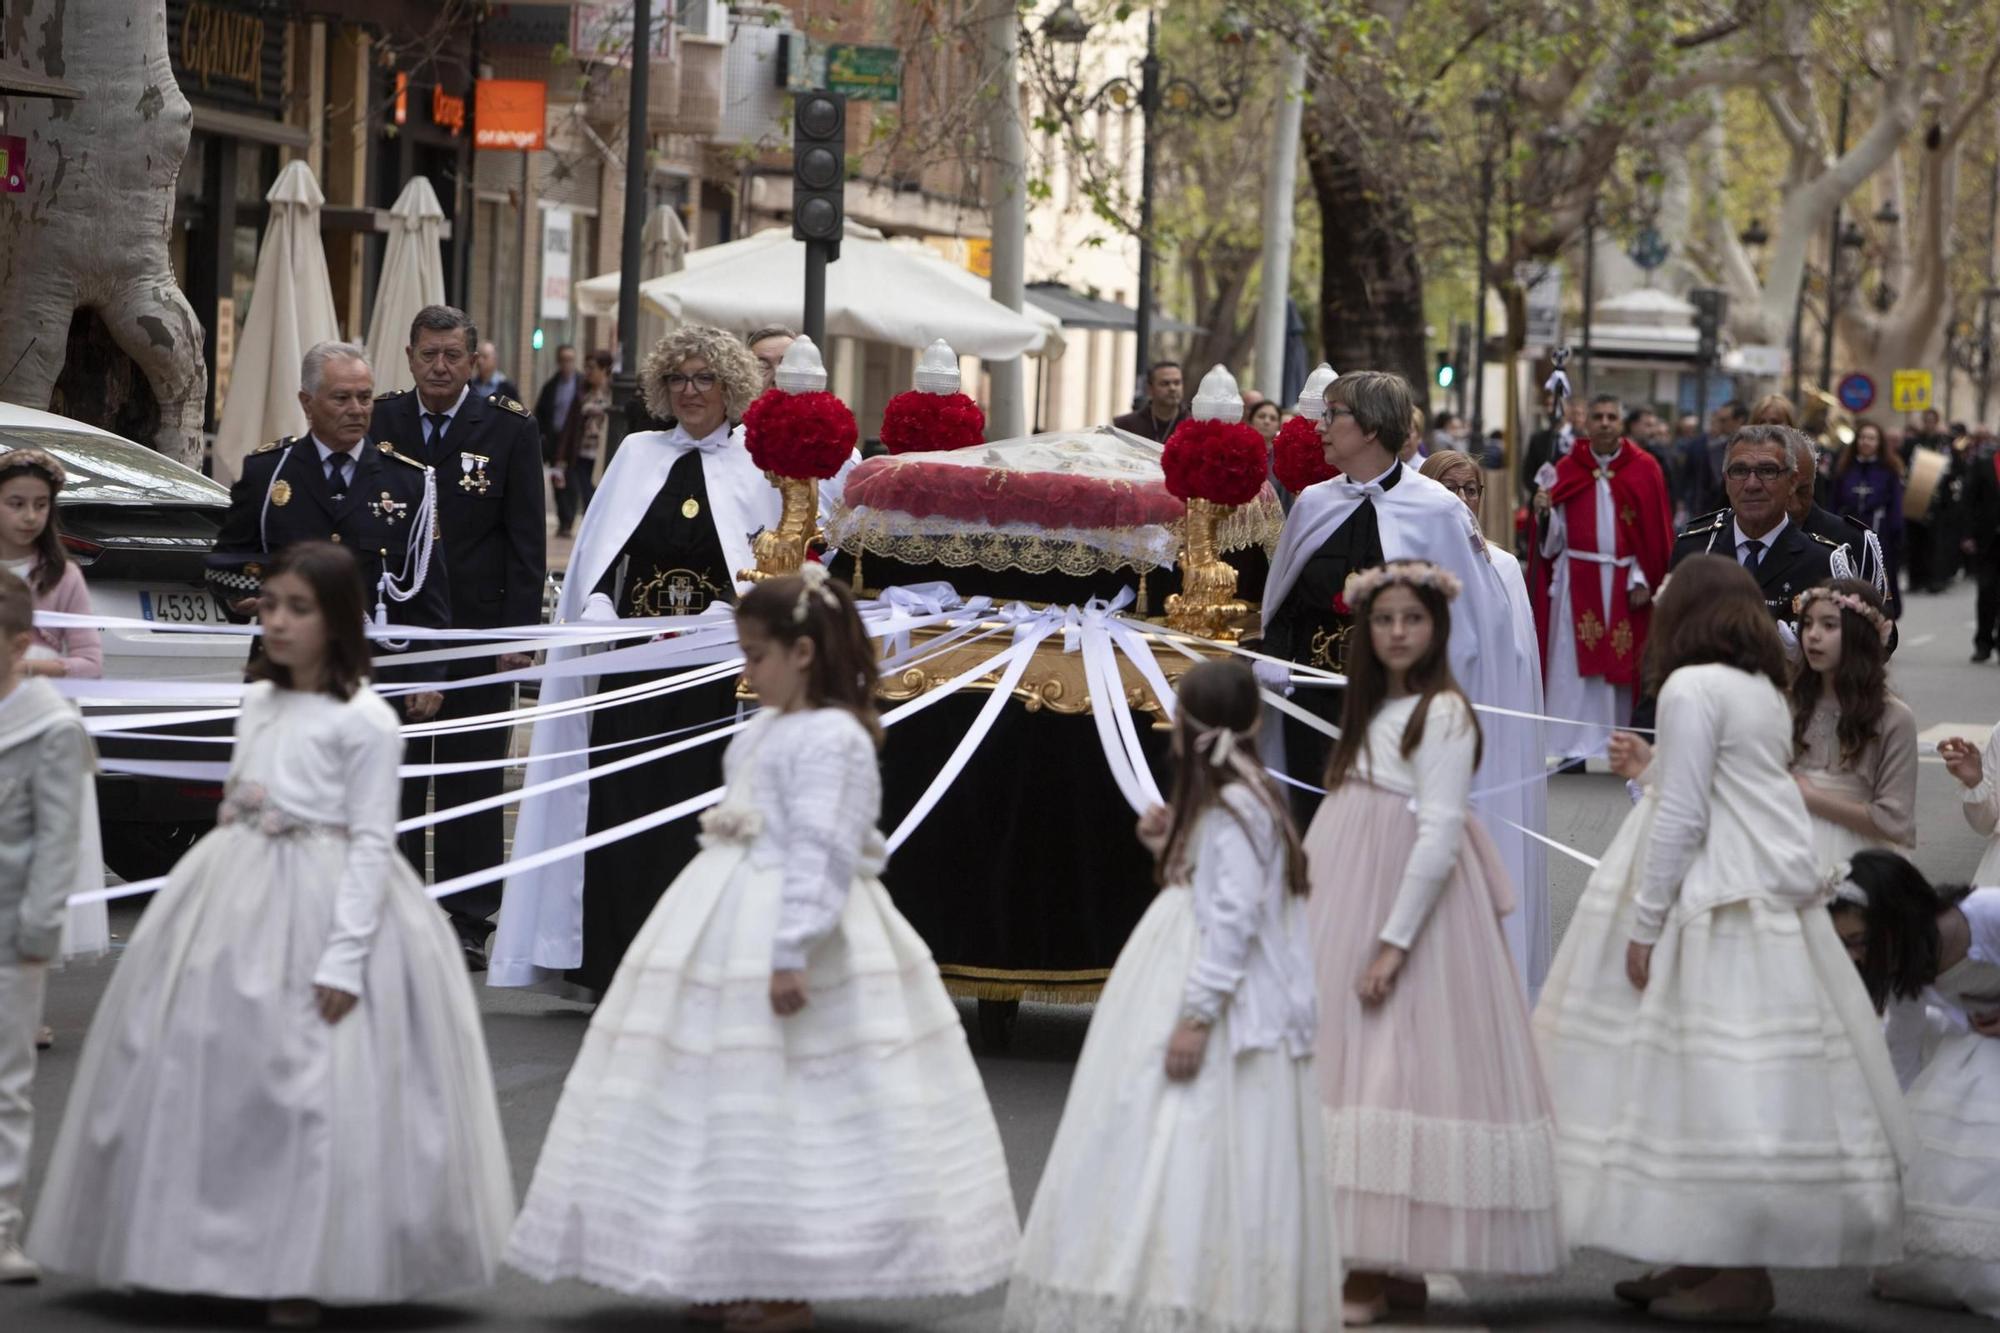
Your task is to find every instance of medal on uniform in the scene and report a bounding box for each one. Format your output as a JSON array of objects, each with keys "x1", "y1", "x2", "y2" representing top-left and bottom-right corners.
[
  {"x1": 370, "y1": 490, "x2": 409, "y2": 524},
  {"x1": 459, "y1": 452, "x2": 492, "y2": 494},
  {"x1": 270, "y1": 480, "x2": 292, "y2": 507},
  {"x1": 682, "y1": 497, "x2": 701, "y2": 519}
]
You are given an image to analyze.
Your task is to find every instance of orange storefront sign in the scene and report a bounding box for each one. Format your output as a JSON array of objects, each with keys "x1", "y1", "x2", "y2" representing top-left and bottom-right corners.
[{"x1": 474, "y1": 80, "x2": 547, "y2": 151}]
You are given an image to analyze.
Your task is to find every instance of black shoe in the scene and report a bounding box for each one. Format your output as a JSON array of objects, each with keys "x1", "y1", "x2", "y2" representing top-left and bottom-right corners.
[
  {"x1": 1551, "y1": 757, "x2": 1589, "y2": 775},
  {"x1": 460, "y1": 939, "x2": 488, "y2": 972},
  {"x1": 1976, "y1": 648, "x2": 1995, "y2": 664}
]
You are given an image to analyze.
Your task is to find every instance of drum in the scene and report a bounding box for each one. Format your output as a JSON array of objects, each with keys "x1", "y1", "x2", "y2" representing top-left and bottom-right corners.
[{"x1": 1905, "y1": 446, "x2": 1947, "y2": 520}]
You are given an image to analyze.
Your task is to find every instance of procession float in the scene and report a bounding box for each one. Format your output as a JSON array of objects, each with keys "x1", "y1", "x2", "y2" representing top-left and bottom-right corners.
[{"x1": 746, "y1": 338, "x2": 1322, "y2": 1047}]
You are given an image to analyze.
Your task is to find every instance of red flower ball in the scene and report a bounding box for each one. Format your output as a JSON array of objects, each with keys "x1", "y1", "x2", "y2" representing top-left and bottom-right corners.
[
  {"x1": 1160, "y1": 418, "x2": 1268, "y2": 507},
  {"x1": 880, "y1": 390, "x2": 986, "y2": 454},
  {"x1": 742, "y1": 387, "x2": 857, "y2": 480},
  {"x1": 1273, "y1": 414, "x2": 1338, "y2": 493}
]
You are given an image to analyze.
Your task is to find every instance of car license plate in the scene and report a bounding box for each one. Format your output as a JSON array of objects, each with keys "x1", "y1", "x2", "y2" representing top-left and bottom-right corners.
[{"x1": 140, "y1": 590, "x2": 216, "y2": 624}]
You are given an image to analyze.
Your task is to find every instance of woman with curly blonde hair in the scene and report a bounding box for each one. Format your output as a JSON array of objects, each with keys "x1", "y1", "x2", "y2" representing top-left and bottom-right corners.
[{"x1": 491, "y1": 325, "x2": 783, "y2": 994}]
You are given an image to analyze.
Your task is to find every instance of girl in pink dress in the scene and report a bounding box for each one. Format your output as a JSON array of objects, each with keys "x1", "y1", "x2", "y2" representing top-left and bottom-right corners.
[{"x1": 1304, "y1": 560, "x2": 1563, "y2": 1325}]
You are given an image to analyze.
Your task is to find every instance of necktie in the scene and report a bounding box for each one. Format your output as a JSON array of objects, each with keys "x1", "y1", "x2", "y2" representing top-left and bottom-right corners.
[
  {"x1": 325, "y1": 452, "x2": 350, "y2": 492},
  {"x1": 1742, "y1": 538, "x2": 1764, "y2": 574},
  {"x1": 424, "y1": 412, "x2": 450, "y2": 451}
]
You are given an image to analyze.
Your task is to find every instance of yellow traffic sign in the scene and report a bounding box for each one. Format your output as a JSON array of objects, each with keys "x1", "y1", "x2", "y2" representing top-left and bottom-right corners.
[{"x1": 1891, "y1": 369, "x2": 1933, "y2": 413}]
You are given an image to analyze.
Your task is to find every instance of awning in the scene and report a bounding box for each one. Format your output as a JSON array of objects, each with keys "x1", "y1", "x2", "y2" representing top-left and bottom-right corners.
[{"x1": 1024, "y1": 281, "x2": 1204, "y2": 335}]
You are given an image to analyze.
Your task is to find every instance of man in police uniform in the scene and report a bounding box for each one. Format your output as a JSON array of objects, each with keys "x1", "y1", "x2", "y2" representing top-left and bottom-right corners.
[
  {"x1": 1786, "y1": 434, "x2": 1900, "y2": 648},
  {"x1": 370, "y1": 305, "x2": 545, "y2": 966},
  {"x1": 1670, "y1": 424, "x2": 1838, "y2": 623},
  {"x1": 206, "y1": 340, "x2": 449, "y2": 722}
]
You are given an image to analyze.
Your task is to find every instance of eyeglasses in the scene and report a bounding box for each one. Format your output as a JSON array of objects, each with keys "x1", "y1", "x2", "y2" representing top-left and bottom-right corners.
[
  {"x1": 1325, "y1": 406, "x2": 1354, "y2": 421},
  {"x1": 1441, "y1": 480, "x2": 1484, "y2": 500},
  {"x1": 665, "y1": 372, "x2": 720, "y2": 391},
  {"x1": 1723, "y1": 462, "x2": 1788, "y2": 483}
]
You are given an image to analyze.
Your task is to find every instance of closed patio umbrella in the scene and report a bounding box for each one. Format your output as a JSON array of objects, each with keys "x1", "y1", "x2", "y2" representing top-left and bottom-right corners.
[
  {"x1": 210, "y1": 160, "x2": 340, "y2": 484},
  {"x1": 364, "y1": 176, "x2": 447, "y2": 394}
]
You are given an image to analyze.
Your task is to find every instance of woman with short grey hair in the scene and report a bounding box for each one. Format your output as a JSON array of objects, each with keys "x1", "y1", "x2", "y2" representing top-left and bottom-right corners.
[{"x1": 492, "y1": 324, "x2": 781, "y2": 994}]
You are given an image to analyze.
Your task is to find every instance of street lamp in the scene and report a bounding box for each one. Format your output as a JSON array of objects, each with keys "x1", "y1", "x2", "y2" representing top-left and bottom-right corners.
[
  {"x1": 1469, "y1": 87, "x2": 1504, "y2": 448},
  {"x1": 1035, "y1": 4, "x2": 1253, "y2": 398},
  {"x1": 1874, "y1": 199, "x2": 1901, "y2": 228},
  {"x1": 1739, "y1": 217, "x2": 1770, "y2": 250}
]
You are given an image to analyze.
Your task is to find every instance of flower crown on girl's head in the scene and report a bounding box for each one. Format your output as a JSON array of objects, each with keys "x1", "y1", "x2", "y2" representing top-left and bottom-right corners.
[
  {"x1": 1342, "y1": 561, "x2": 1462, "y2": 611},
  {"x1": 1791, "y1": 586, "x2": 1892, "y2": 644},
  {"x1": 791, "y1": 561, "x2": 842, "y2": 624},
  {"x1": 1823, "y1": 859, "x2": 1868, "y2": 908},
  {"x1": 0, "y1": 448, "x2": 66, "y2": 491}
]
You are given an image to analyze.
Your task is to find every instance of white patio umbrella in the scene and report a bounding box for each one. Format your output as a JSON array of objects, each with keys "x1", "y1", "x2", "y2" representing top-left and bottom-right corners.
[
  {"x1": 210, "y1": 160, "x2": 340, "y2": 485},
  {"x1": 577, "y1": 222, "x2": 1058, "y2": 359},
  {"x1": 364, "y1": 176, "x2": 448, "y2": 394}
]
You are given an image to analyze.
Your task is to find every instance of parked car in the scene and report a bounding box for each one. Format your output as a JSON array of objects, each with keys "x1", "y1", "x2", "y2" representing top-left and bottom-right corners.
[{"x1": 0, "y1": 403, "x2": 245, "y2": 880}]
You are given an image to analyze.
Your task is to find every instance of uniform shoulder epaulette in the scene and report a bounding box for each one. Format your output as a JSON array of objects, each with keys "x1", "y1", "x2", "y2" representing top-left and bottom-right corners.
[
  {"x1": 491, "y1": 393, "x2": 531, "y2": 418},
  {"x1": 1676, "y1": 507, "x2": 1728, "y2": 539},
  {"x1": 1838, "y1": 512, "x2": 1869, "y2": 533},
  {"x1": 250, "y1": 437, "x2": 288, "y2": 456},
  {"x1": 376, "y1": 442, "x2": 430, "y2": 470},
  {"x1": 374, "y1": 388, "x2": 409, "y2": 402},
  {"x1": 1805, "y1": 529, "x2": 1841, "y2": 548}
]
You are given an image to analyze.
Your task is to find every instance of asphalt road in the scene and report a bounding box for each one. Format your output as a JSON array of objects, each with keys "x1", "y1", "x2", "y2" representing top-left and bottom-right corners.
[{"x1": 9, "y1": 579, "x2": 1996, "y2": 1331}]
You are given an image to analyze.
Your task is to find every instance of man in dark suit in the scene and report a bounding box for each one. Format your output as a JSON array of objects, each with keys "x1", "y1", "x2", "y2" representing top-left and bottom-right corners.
[
  {"x1": 1670, "y1": 424, "x2": 1839, "y2": 624},
  {"x1": 371, "y1": 305, "x2": 546, "y2": 966},
  {"x1": 534, "y1": 344, "x2": 584, "y2": 537},
  {"x1": 1965, "y1": 430, "x2": 2000, "y2": 662},
  {"x1": 207, "y1": 340, "x2": 450, "y2": 719},
  {"x1": 1110, "y1": 361, "x2": 1191, "y2": 442},
  {"x1": 1674, "y1": 398, "x2": 1747, "y2": 520}
]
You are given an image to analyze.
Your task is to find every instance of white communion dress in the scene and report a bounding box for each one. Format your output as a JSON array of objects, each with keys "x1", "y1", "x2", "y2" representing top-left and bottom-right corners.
[
  {"x1": 506, "y1": 706, "x2": 1020, "y2": 1305},
  {"x1": 1874, "y1": 888, "x2": 2000, "y2": 1317},
  {"x1": 1533, "y1": 662, "x2": 1908, "y2": 1268},
  {"x1": 28, "y1": 682, "x2": 514, "y2": 1303},
  {"x1": 1005, "y1": 785, "x2": 1341, "y2": 1333}
]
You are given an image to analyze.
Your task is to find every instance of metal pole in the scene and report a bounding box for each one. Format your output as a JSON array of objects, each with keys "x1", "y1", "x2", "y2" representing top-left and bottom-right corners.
[
  {"x1": 1253, "y1": 50, "x2": 1306, "y2": 401},
  {"x1": 612, "y1": 0, "x2": 651, "y2": 418},
  {"x1": 1132, "y1": 11, "x2": 1158, "y2": 404},
  {"x1": 1471, "y1": 150, "x2": 1492, "y2": 446},
  {"x1": 1820, "y1": 82, "x2": 1850, "y2": 397},
  {"x1": 1789, "y1": 274, "x2": 1805, "y2": 407},
  {"x1": 455, "y1": 5, "x2": 482, "y2": 309},
  {"x1": 803, "y1": 244, "x2": 827, "y2": 349},
  {"x1": 1980, "y1": 155, "x2": 2000, "y2": 423},
  {"x1": 983, "y1": 0, "x2": 1027, "y2": 439},
  {"x1": 1579, "y1": 203, "x2": 1596, "y2": 397}
]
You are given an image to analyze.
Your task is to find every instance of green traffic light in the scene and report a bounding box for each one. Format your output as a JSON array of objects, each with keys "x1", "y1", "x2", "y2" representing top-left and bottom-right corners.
[{"x1": 1437, "y1": 365, "x2": 1455, "y2": 388}]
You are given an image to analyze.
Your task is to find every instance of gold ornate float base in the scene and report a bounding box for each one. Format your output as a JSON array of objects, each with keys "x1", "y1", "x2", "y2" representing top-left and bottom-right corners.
[
  {"x1": 939, "y1": 964, "x2": 1110, "y2": 1004},
  {"x1": 875, "y1": 617, "x2": 1237, "y2": 721},
  {"x1": 738, "y1": 474, "x2": 818, "y2": 582},
  {"x1": 1164, "y1": 497, "x2": 1250, "y2": 641}
]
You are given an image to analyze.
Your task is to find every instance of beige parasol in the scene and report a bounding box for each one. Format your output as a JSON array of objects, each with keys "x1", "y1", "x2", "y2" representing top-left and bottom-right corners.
[
  {"x1": 210, "y1": 160, "x2": 341, "y2": 485},
  {"x1": 364, "y1": 176, "x2": 448, "y2": 395}
]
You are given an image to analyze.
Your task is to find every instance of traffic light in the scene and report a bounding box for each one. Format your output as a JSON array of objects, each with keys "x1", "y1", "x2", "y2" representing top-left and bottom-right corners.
[
  {"x1": 1689, "y1": 288, "x2": 1727, "y2": 366},
  {"x1": 1435, "y1": 349, "x2": 1455, "y2": 389},
  {"x1": 792, "y1": 90, "x2": 846, "y2": 258}
]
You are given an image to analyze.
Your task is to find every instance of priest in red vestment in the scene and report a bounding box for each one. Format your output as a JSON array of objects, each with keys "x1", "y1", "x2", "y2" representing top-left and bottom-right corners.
[{"x1": 1530, "y1": 394, "x2": 1674, "y2": 764}]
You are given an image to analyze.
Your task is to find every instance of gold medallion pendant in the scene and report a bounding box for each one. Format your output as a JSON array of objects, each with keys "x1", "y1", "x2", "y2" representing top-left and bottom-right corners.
[
  {"x1": 270, "y1": 480, "x2": 292, "y2": 507},
  {"x1": 681, "y1": 497, "x2": 701, "y2": 519}
]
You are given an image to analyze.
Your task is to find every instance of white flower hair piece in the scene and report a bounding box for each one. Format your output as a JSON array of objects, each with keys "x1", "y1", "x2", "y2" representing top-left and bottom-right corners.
[
  {"x1": 1824, "y1": 859, "x2": 1869, "y2": 909},
  {"x1": 1791, "y1": 586, "x2": 1893, "y2": 644},
  {"x1": 1193, "y1": 725, "x2": 1240, "y2": 769},
  {"x1": 1343, "y1": 561, "x2": 1463, "y2": 611},
  {"x1": 792, "y1": 561, "x2": 842, "y2": 624}
]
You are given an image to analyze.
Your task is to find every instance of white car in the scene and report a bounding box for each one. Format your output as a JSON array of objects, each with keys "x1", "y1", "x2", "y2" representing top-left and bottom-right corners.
[{"x1": 0, "y1": 402, "x2": 247, "y2": 879}]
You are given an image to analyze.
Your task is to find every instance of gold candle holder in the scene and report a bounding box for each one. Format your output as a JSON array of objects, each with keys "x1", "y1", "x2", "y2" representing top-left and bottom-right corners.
[
  {"x1": 1164, "y1": 496, "x2": 1249, "y2": 640},
  {"x1": 739, "y1": 473, "x2": 818, "y2": 582}
]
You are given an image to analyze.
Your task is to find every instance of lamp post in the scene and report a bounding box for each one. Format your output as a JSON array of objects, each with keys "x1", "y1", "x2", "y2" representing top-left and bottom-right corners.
[
  {"x1": 1470, "y1": 87, "x2": 1504, "y2": 449},
  {"x1": 613, "y1": 0, "x2": 651, "y2": 433},
  {"x1": 1817, "y1": 81, "x2": 1852, "y2": 397},
  {"x1": 1036, "y1": 3, "x2": 1253, "y2": 400}
]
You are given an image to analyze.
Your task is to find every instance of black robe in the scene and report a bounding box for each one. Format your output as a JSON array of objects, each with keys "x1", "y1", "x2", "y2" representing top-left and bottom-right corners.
[
  {"x1": 574, "y1": 452, "x2": 740, "y2": 992},
  {"x1": 1258, "y1": 465, "x2": 1398, "y2": 823}
]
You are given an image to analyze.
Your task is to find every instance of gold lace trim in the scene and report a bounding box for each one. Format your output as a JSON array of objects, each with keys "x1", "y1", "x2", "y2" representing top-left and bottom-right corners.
[{"x1": 825, "y1": 492, "x2": 1284, "y2": 580}]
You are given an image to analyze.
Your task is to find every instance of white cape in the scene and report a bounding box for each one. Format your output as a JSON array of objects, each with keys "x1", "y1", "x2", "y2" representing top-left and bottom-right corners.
[
  {"x1": 488, "y1": 423, "x2": 780, "y2": 988},
  {"x1": 1264, "y1": 464, "x2": 1551, "y2": 992}
]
